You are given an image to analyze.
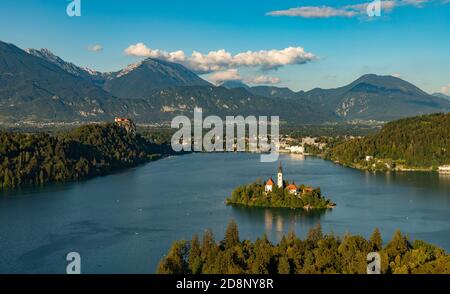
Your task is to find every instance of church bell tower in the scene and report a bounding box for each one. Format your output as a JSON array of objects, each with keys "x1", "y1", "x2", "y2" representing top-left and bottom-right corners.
[{"x1": 277, "y1": 162, "x2": 283, "y2": 188}]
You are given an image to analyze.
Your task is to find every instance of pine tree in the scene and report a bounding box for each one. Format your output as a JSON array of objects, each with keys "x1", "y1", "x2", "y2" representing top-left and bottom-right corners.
[
  {"x1": 156, "y1": 240, "x2": 189, "y2": 274},
  {"x1": 386, "y1": 230, "x2": 411, "y2": 259},
  {"x1": 224, "y1": 220, "x2": 239, "y2": 249},
  {"x1": 307, "y1": 223, "x2": 323, "y2": 244},
  {"x1": 188, "y1": 235, "x2": 203, "y2": 274},
  {"x1": 278, "y1": 256, "x2": 290, "y2": 274},
  {"x1": 370, "y1": 228, "x2": 383, "y2": 252}
]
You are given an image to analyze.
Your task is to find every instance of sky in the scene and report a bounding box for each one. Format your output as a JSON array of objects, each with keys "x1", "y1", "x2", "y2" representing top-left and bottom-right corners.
[{"x1": 0, "y1": 0, "x2": 449, "y2": 94}]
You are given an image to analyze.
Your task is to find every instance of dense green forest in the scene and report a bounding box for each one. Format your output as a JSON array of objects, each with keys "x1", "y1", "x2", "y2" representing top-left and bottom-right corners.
[
  {"x1": 0, "y1": 124, "x2": 171, "y2": 188},
  {"x1": 226, "y1": 181, "x2": 334, "y2": 209},
  {"x1": 327, "y1": 113, "x2": 450, "y2": 170},
  {"x1": 157, "y1": 221, "x2": 450, "y2": 274}
]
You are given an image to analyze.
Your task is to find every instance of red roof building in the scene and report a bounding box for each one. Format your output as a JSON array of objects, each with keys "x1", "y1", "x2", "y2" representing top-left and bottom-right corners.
[
  {"x1": 265, "y1": 178, "x2": 275, "y2": 193},
  {"x1": 287, "y1": 183, "x2": 297, "y2": 191}
]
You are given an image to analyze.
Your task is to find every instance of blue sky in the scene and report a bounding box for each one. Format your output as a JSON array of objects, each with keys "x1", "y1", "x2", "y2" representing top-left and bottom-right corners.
[{"x1": 0, "y1": 0, "x2": 449, "y2": 93}]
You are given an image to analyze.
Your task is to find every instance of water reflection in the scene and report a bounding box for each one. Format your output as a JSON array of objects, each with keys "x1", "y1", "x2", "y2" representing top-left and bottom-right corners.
[
  {"x1": 363, "y1": 170, "x2": 450, "y2": 192},
  {"x1": 439, "y1": 174, "x2": 450, "y2": 187},
  {"x1": 231, "y1": 206, "x2": 330, "y2": 242},
  {"x1": 288, "y1": 154, "x2": 305, "y2": 161}
]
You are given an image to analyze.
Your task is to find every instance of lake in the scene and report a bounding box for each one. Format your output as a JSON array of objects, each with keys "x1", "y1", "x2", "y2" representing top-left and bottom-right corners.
[{"x1": 1, "y1": 153, "x2": 449, "y2": 273}]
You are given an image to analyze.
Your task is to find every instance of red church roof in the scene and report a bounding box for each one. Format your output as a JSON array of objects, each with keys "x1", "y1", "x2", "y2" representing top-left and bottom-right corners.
[
  {"x1": 266, "y1": 178, "x2": 274, "y2": 186},
  {"x1": 287, "y1": 184, "x2": 297, "y2": 191}
]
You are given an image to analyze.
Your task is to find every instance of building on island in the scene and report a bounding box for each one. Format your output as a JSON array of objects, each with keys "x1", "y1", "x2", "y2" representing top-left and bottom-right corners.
[
  {"x1": 303, "y1": 187, "x2": 314, "y2": 194},
  {"x1": 265, "y1": 178, "x2": 274, "y2": 192},
  {"x1": 277, "y1": 163, "x2": 283, "y2": 188},
  {"x1": 438, "y1": 165, "x2": 450, "y2": 174},
  {"x1": 286, "y1": 183, "x2": 298, "y2": 196},
  {"x1": 114, "y1": 117, "x2": 136, "y2": 135},
  {"x1": 263, "y1": 163, "x2": 317, "y2": 197},
  {"x1": 264, "y1": 163, "x2": 305, "y2": 196}
]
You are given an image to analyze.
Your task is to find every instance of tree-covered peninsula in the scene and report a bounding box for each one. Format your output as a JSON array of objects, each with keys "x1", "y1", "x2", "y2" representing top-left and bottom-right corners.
[
  {"x1": 157, "y1": 221, "x2": 450, "y2": 274},
  {"x1": 327, "y1": 113, "x2": 450, "y2": 172},
  {"x1": 0, "y1": 123, "x2": 172, "y2": 188},
  {"x1": 226, "y1": 180, "x2": 335, "y2": 209}
]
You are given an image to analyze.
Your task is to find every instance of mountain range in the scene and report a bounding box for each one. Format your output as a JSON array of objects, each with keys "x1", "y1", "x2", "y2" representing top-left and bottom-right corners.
[{"x1": 1, "y1": 40, "x2": 449, "y2": 124}]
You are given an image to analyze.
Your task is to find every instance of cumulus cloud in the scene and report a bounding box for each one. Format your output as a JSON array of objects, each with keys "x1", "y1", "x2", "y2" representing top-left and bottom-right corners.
[
  {"x1": 124, "y1": 42, "x2": 185, "y2": 62},
  {"x1": 247, "y1": 75, "x2": 281, "y2": 85},
  {"x1": 441, "y1": 83, "x2": 450, "y2": 94},
  {"x1": 207, "y1": 69, "x2": 281, "y2": 86},
  {"x1": 124, "y1": 43, "x2": 316, "y2": 74},
  {"x1": 87, "y1": 44, "x2": 103, "y2": 52},
  {"x1": 266, "y1": 0, "x2": 431, "y2": 19},
  {"x1": 208, "y1": 69, "x2": 242, "y2": 84}
]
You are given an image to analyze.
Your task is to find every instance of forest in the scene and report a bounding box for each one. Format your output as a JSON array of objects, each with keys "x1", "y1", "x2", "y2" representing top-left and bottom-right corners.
[
  {"x1": 327, "y1": 113, "x2": 450, "y2": 170},
  {"x1": 157, "y1": 221, "x2": 450, "y2": 274},
  {"x1": 0, "y1": 123, "x2": 171, "y2": 188}
]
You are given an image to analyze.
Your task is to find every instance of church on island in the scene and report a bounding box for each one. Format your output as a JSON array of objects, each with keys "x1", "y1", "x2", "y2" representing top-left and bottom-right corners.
[{"x1": 264, "y1": 163, "x2": 313, "y2": 197}]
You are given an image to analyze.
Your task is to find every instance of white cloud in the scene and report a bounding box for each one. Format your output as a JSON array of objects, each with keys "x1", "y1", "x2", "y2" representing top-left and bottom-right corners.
[
  {"x1": 401, "y1": 0, "x2": 429, "y2": 7},
  {"x1": 87, "y1": 44, "x2": 103, "y2": 52},
  {"x1": 232, "y1": 47, "x2": 316, "y2": 70},
  {"x1": 267, "y1": 6, "x2": 358, "y2": 18},
  {"x1": 208, "y1": 69, "x2": 242, "y2": 84},
  {"x1": 207, "y1": 70, "x2": 281, "y2": 86},
  {"x1": 123, "y1": 42, "x2": 185, "y2": 62},
  {"x1": 247, "y1": 75, "x2": 281, "y2": 85},
  {"x1": 266, "y1": 0, "x2": 431, "y2": 19},
  {"x1": 391, "y1": 73, "x2": 401, "y2": 78},
  {"x1": 441, "y1": 83, "x2": 450, "y2": 94},
  {"x1": 124, "y1": 43, "x2": 316, "y2": 74}
]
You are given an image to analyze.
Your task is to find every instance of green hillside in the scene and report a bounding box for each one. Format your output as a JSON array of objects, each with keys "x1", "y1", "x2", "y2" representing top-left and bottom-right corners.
[
  {"x1": 328, "y1": 113, "x2": 450, "y2": 170},
  {"x1": 0, "y1": 124, "x2": 169, "y2": 188}
]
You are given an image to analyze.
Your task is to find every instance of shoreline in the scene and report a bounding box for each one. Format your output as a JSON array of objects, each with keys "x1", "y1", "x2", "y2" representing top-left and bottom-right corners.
[
  {"x1": 0, "y1": 151, "x2": 177, "y2": 191},
  {"x1": 225, "y1": 200, "x2": 335, "y2": 210},
  {"x1": 328, "y1": 159, "x2": 441, "y2": 173}
]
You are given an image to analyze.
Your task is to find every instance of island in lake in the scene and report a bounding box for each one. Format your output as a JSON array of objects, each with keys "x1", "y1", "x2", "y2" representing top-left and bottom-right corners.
[{"x1": 226, "y1": 163, "x2": 335, "y2": 209}]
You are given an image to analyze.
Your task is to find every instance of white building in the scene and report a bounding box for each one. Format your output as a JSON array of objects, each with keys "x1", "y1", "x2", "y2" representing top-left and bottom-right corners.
[
  {"x1": 286, "y1": 183, "x2": 298, "y2": 196},
  {"x1": 287, "y1": 146, "x2": 305, "y2": 154},
  {"x1": 302, "y1": 137, "x2": 316, "y2": 145},
  {"x1": 265, "y1": 178, "x2": 274, "y2": 192},
  {"x1": 365, "y1": 156, "x2": 374, "y2": 162},
  {"x1": 277, "y1": 163, "x2": 283, "y2": 188},
  {"x1": 438, "y1": 165, "x2": 450, "y2": 174}
]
